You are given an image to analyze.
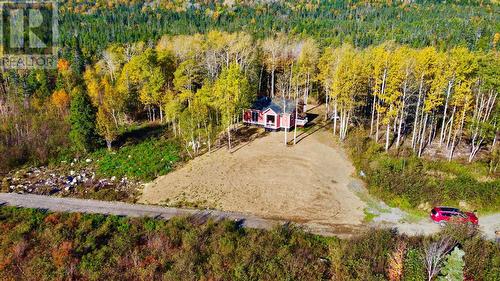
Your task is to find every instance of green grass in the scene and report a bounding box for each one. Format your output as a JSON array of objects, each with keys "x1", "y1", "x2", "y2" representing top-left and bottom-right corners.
[
  {"x1": 91, "y1": 138, "x2": 180, "y2": 181},
  {"x1": 363, "y1": 209, "x2": 378, "y2": 223}
]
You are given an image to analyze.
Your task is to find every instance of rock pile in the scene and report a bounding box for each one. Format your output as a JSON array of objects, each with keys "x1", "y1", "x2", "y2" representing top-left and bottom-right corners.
[{"x1": 2, "y1": 165, "x2": 139, "y2": 201}]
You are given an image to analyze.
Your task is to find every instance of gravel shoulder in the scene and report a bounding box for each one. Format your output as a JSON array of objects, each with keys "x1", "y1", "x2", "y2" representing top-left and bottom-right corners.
[
  {"x1": 0, "y1": 192, "x2": 276, "y2": 231},
  {"x1": 355, "y1": 180, "x2": 500, "y2": 240}
]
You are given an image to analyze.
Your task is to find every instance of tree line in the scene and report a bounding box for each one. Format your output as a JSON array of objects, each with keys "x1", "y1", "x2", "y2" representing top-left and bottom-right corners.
[
  {"x1": 318, "y1": 43, "x2": 500, "y2": 162},
  {"x1": 78, "y1": 32, "x2": 500, "y2": 162},
  {"x1": 1, "y1": 31, "x2": 499, "y2": 173}
]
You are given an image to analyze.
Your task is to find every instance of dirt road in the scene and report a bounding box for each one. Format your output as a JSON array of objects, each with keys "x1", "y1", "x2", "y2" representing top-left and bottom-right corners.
[
  {"x1": 2, "y1": 192, "x2": 499, "y2": 240},
  {"x1": 0, "y1": 192, "x2": 277, "y2": 230},
  {"x1": 140, "y1": 111, "x2": 367, "y2": 236}
]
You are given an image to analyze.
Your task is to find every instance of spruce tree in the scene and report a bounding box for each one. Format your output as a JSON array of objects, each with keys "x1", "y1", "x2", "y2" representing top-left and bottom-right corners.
[
  {"x1": 69, "y1": 86, "x2": 97, "y2": 153},
  {"x1": 438, "y1": 247, "x2": 465, "y2": 281}
]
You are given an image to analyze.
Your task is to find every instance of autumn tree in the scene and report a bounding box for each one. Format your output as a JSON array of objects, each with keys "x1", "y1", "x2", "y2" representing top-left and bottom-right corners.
[
  {"x1": 213, "y1": 63, "x2": 254, "y2": 149},
  {"x1": 387, "y1": 241, "x2": 407, "y2": 281},
  {"x1": 51, "y1": 89, "x2": 70, "y2": 115},
  {"x1": 296, "y1": 38, "x2": 319, "y2": 112},
  {"x1": 329, "y1": 44, "x2": 368, "y2": 140},
  {"x1": 96, "y1": 106, "x2": 119, "y2": 150}
]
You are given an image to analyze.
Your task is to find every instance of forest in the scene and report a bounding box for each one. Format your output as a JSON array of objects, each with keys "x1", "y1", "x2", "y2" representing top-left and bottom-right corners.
[
  {"x1": 2, "y1": 29, "x2": 499, "y2": 172},
  {"x1": 0, "y1": 1, "x2": 499, "y2": 279},
  {"x1": 57, "y1": 0, "x2": 500, "y2": 63},
  {"x1": 0, "y1": 1, "x2": 499, "y2": 207},
  {"x1": 0, "y1": 206, "x2": 498, "y2": 280}
]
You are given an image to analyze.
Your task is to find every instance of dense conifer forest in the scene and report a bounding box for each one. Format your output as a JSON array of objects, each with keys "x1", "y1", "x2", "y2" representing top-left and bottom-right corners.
[{"x1": 58, "y1": 0, "x2": 499, "y2": 63}]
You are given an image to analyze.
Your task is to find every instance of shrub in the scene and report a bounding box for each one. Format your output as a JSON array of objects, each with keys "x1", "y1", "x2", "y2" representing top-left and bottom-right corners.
[
  {"x1": 344, "y1": 131, "x2": 500, "y2": 213},
  {"x1": 462, "y1": 236, "x2": 500, "y2": 280},
  {"x1": 403, "y1": 248, "x2": 425, "y2": 281},
  {"x1": 438, "y1": 247, "x2": 465, "y2": 281},
  {"x1": 0, "y1": 207, "x2": 498, "y2": 280}
]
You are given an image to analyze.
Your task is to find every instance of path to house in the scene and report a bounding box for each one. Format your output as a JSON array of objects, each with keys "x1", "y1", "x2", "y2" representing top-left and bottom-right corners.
[{"x1": 140, "y1": 106, "x2": 368, "y2": 237}]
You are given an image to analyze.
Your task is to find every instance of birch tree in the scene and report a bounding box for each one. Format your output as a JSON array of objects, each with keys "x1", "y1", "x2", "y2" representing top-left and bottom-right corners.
[
  {"x1": 262, "y1": 34, "x2": 287, "y2": 98},
  {"x1": 213, "y1": 63, "x2": 253, "y2": 150},
  {"x1": 296, "y1": 38, "x2": 319, "y2": 111},
  {"x1": 412, "y1": 47, "x2": 439, "y2": 150}
]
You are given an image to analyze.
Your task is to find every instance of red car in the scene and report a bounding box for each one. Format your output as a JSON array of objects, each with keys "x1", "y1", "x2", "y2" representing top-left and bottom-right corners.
[{"x1": 430, "y1": 207, "x2": 478, "y2": 226}]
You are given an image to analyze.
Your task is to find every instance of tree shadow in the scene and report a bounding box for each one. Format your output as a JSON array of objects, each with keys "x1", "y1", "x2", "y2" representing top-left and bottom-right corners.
[
  {"x1": 216, "y1": 126, "x2": 269, "y2": 154},
  {"x1": 115, "y1": 123, "x2": 168, "y2": 147},
  {"x1": 234, "y1": 218, "x2": 246, "y2": 229},
  {"x1": 294, "y1": 122, "x2": 329, "y2": 145},
  {"x1": 189, "y1": 212, "x2": 211, "y2": 226},
  {"x1": 231, "y1": 127, "x2": 270, "y2": 153},
  {"x1": 304, "y1": 113, "x2": 320, "y2": 127},
  {"x1": 306, "y1": 104, "x2": 322, "y2": 113}
]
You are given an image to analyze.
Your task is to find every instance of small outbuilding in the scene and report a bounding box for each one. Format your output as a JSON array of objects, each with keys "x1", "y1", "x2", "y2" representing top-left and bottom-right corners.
[{"x1": 243, "y1": 97, "x2": 308, "y2": 130}]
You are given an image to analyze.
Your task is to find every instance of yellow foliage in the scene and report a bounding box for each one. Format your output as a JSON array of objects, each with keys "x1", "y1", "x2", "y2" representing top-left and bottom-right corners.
[
  {"x1": 493, "y1": 33, "x2": 500, "y2": 49},
  {"x1": 51, "y1": 90, "x2": 70, "y2": 111}
]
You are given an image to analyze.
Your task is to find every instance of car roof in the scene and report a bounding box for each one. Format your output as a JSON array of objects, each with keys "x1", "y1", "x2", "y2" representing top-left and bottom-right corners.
[{"x1": 435, "y1": 207, "x2": 461, "y2": 212}]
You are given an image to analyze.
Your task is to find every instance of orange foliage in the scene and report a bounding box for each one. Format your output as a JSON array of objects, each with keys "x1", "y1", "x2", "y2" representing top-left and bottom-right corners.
[
  {"x1": 52, "y1": 241, "x2": 73, "y2": 268},
  {"x1": 44, "y1": 213, "x2": 60, "y2": 225},
  {"x1": 51, "y1": 90, "x2": 70, "y2": 112},
  {"x1": 67, "y1": 213, "x2": 82, "y2": 228},
  {"x1": 140, "y1": 255, "x2": 158, "y2": 267},
  {"x1": 0, "y1": 257, "x2": 12, "y2": 271},
  {"x1": 57, "y1": 59, "x2": 70, "y2": 73},
  {"x1": 387, "y1": 241, "x2": 407, "y2": 281},
  {"x1": 11, "y1": 240, "x2": 28, "y2": 259}
]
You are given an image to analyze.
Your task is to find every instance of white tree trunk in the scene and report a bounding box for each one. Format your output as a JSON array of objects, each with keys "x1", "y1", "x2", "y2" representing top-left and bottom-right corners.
[
  {"x1": 333, "y1": 99, "x2": 338, "y2": 136},
  {"x1": 439, "y1": 80, "x2": 453, "y2": 146},
  {"x1": 412, "y1": 76, "x2": 424, "y2": 149},
  {"x1": 418, "y1": 113, "x2": 429, "y2": 157},
  {"x1": 227, "y1": 126, "x2": 232, "y2": 150},
  {"x1": 385, "y1": 123, "x2": 391, "y2": 151},
  {"x1": 370, "y1": 94, "x2": 377, "y2": 136}
]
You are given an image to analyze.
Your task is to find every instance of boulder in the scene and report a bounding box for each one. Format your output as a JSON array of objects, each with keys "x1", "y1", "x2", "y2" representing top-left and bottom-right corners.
[
  {"x1": 459, "y1": 201, "x2": 472, "y2": 210},
  {"x1": 418, "y1": 202, "x2": 431, "y2": 211}
]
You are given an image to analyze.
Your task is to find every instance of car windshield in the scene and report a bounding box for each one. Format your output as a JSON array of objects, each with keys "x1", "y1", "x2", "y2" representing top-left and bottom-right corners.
[{"x1": 440, "y1": 207, "x2": 460, "y2": 212}]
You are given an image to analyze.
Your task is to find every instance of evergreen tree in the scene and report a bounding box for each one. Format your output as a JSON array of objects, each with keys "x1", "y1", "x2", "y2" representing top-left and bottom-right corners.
[
  {"x1": 438, "y1": 247, "x2": 465, "y2": 281},
  {"x1": 70, "y1": 35, "x2": 85, "y2": 76},
  {"x1": 69, "y1": 87, "x2": 98, "y2": 153}
]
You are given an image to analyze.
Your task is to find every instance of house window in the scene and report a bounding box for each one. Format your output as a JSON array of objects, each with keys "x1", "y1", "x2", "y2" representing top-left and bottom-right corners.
[
  {"x1": 266, "y1": 115, "x2": 275, "y2": 126},
  {"x1": 252, "y1": 111, "x2": 259, "y2": 122}
]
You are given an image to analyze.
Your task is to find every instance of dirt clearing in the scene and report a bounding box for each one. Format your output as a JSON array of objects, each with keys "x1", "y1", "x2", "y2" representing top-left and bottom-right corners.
[{"x1": 140, "y1": 114, "x2": 367, "y2": 235}]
